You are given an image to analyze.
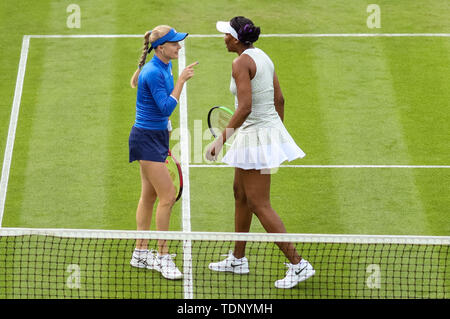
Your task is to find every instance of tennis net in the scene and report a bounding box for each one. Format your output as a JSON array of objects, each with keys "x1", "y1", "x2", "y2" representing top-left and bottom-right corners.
[{"x1": 0, "y1": 228, "x2": 448, "y2": 299}]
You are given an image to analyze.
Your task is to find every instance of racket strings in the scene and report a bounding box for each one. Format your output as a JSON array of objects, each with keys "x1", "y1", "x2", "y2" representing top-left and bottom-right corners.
[{"x1": 210, "y1": 109, "x2": 232, "y2": 137}]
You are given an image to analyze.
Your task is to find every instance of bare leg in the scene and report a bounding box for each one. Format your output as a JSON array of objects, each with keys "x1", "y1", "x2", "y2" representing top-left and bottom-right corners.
[
  {"x1": 241, "y1": 169, "x2": 301, "y2": 265},
  {"x1": 135, "y1": 161, "x2": 158, "y2": 250},
  {"x1": 233, "y1": 168, "x2": 253, "y2": 259},
  {"x1": 137, "y1": 160, "x2": 176, "y2": 255}
]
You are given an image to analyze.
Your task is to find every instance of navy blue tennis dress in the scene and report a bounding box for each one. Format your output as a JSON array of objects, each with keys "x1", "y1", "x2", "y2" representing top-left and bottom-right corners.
[{"x1": 129, "y1": 55, "x2": 178, "y2": 163}]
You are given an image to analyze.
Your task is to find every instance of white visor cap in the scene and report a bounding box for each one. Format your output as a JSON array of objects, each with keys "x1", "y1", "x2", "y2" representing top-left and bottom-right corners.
[{"x1": 216, "y1": 21, "x2": 239, "y2": 40}]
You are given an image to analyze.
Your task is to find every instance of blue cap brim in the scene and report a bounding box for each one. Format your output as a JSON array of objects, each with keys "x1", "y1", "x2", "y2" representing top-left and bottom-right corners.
[{"x1": 167, "y1": 32, "x2": 188, "y2": 42}]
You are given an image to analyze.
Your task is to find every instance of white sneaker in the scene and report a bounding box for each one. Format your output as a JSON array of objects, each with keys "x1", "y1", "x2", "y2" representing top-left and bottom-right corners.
[
  {"x1": 275, "y1": 259, "x2": 315, "y2": 289},
  {"x1": 158, "y1": 254, "x2": 183, "y2": 280},
  {"x1": 209, "y1": 250, "x2": 250, "y2": 274},
  {"x1": 130, "y1": 249, "x2": 161, "y2": 271}
]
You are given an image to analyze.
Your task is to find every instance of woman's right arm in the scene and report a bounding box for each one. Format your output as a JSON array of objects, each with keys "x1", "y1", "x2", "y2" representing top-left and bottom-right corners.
[
  {"x1": 220, "y1": 56, "x2": 253, "y2": 143},
  {"x1": 206, "y1": 56, "x2": 253, "y2": 160},
  {"x1": 148, "y1": 62, "x2": 198, "y2": 117}
]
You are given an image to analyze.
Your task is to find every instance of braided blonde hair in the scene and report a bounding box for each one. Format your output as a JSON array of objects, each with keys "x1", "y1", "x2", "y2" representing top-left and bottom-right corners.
[{"x1": 130, "y1": 25, "x2": 172, "y2": 88}]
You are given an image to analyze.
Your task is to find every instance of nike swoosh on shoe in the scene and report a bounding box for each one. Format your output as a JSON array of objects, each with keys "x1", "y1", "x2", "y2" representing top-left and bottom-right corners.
[{"x1": 295, "y1": 265, "x2": 308, "y2": 275}]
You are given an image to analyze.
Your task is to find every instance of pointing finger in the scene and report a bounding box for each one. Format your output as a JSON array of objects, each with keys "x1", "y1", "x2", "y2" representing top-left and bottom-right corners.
[{"x1": 187, "y1": 61, "x2": 199, "y2": 68}]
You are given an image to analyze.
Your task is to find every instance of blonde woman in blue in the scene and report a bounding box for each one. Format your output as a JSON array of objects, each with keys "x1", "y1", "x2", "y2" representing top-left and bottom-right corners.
[{"x1": 129, "y1": 25, "x2": 197, "y2": 280}]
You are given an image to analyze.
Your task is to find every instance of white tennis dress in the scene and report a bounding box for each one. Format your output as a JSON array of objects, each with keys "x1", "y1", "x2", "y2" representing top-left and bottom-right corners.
[{"x1": 222, "y1": 47, "x2": 306, "y2": 170}]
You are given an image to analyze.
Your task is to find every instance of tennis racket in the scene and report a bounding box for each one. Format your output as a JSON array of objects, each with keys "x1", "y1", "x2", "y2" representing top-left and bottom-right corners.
[
  {"x1": 207, "y1": 106, "x2": 234, "y2": 146},
  {"x1": 166, "y1": 150, "x2": 183, "y2": 201}
]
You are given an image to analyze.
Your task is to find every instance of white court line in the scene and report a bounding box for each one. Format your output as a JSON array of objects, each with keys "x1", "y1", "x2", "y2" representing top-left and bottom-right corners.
[
  {"x1": 189, "y1": 164, "x2": 450, "y2": 168},
  {"x1": 28, "y1": 34, "x2": 144, "y2": 38},
  {"x1": 0, "y1": 35, "x2": 30, "y2": 227},
  {"x1": 27, "y1": 33, "x2": 450, "y2": 38},
  {"x1": 260, "y1": 33, "x2": 450, "y2": 37},
  {"x1": 178, "y1": 41, "x2": 194, "y2": 299},
  {"x1": 178, "y1": 43, "x2": 192, "y2": 233},
  {"x1": 191, "y1": 33, "x2": 450, "y2": 38}
]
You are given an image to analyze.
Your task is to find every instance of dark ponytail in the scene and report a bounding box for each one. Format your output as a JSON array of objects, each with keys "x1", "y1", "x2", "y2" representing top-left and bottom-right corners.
[{"x1": 230, "y1": 16, "x2": 261, "y2": 45}]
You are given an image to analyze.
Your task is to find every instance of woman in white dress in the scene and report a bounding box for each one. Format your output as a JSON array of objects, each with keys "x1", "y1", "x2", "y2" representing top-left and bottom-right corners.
[{"x1": 206, "y1": 16, "x2": 315, "y2": 289}]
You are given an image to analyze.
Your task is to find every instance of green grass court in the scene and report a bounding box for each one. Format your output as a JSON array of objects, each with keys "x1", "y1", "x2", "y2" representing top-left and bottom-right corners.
[{"x1": 0, "y1": 0, "x2": 449, "y2": 299}]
